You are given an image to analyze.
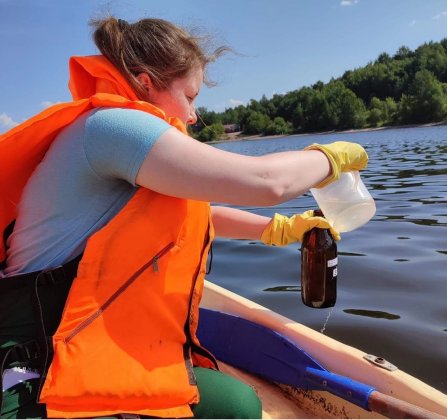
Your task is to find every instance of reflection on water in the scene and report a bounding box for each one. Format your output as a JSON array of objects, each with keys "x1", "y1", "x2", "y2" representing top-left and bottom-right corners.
[
  {"x1": 209, "y1": 125, "x2": 447, "y2": 393},
  {"x1": 343, "y1": 308, "x2": 401, "y2": 320},
  {"x1": 264, "y1": 285, "x2": 300, "y2": 292}
]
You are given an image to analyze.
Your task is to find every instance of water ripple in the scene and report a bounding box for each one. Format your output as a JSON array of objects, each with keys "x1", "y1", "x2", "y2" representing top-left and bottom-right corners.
[
  {"x1": 343, "y1": 309, "x2": 401, "y2": 320},
  {"x1": 211, "y1": 125, "x2": 447, "y2": 393}
]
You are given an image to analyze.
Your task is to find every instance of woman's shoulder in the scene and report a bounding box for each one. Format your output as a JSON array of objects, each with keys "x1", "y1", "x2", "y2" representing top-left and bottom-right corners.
[
  {"x1": 84, "y1": 107, "x2": 171, "y2": 150},
  {"x1": 86, "y1": 107, "x2": 170, "y2": 134},
  {"x1": 83, "y1": 107, "x2": 172, "y2": 185}
]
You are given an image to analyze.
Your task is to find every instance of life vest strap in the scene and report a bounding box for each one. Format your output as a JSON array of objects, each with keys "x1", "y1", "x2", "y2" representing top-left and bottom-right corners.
[
  {"x1": 0, "y1": 255, "x2": 81, "y2": 293},
  {"x1": 0, "y1": 256, "x2": 81, "y2": 415},
  {"x1": 0, "y1": 220, "x2": 16, "y2": 270}
]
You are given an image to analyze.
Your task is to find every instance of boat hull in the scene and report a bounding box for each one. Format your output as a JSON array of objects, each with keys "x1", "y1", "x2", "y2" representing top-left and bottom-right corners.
[{"x1": 200, "y1": 281, "x2": 447, "y2": 418}]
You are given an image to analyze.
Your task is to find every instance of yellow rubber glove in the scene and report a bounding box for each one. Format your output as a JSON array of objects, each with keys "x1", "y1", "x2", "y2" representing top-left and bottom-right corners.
[
  {"x1": 260, "y1": 211, "x2": 340, "y2": 246},
  {"x1": 305, "y1": 141, "x2": 369, "y2": 188}
]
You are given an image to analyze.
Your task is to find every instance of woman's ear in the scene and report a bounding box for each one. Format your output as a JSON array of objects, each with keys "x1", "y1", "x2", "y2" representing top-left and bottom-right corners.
[{"x1": 136, "y1": 73, "x2": 154, "y2": 92}]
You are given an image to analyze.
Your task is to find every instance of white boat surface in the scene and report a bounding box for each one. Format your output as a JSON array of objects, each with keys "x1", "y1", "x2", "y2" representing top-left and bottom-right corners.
[{"x1": 200, "y1": 280, "x2": 447, "y2": 419}]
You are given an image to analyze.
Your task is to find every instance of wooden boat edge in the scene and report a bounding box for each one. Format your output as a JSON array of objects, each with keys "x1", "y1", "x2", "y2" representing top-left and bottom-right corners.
[
  {"x1": 219, "y1": 360, "x2": 384, "y2": 419},
  {"x1": 201, "y1": 280, "x2": 447, "y2": 417}
]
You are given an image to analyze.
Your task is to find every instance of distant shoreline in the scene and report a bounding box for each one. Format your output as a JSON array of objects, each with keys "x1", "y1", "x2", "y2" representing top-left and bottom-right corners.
[{"x1": 208, "y1": 121, "x2": 447, "y2": 145}]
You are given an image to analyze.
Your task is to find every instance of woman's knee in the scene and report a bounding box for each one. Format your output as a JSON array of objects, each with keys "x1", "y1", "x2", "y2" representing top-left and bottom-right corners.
[
  {"x1": 193, "y1": 367, "x2": 262, "y2": 419},
  {"x1": 230, "y1": 382, "x2": 262, "y2": 419}
]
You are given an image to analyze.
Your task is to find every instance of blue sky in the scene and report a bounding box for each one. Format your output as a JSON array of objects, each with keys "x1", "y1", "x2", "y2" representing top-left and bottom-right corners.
[{"x1": 1, "y1": 0, "x2": 447, "y2": 132}]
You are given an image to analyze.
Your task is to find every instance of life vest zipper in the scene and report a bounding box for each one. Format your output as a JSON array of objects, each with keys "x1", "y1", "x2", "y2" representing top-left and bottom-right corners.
[
  {"x1": 63, "y1": 242, "x2": 175, "y2": 344},
  {"x1": 185, "y1": 227, "x2": 218, "y2": 369}
]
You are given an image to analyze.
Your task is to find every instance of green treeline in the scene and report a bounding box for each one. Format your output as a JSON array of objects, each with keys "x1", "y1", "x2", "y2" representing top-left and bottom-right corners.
[{"x1": 191, "y1": 39, "x2": 447, "y2": 142}]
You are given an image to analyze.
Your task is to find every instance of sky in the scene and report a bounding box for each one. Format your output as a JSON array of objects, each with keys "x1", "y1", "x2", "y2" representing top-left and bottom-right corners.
[{"x1": 1, "y1": 0, "x2": 447, "y2": 132}]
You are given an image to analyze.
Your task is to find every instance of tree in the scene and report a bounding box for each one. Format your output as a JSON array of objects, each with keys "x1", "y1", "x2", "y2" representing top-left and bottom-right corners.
[
  {"x1": 440, "y1": 38, "x2": 447, "y2": 53},
  {"x1": 265, "y1": 117, "x2": 293, "y2": 135},
  {"x1": 259, "y1": 94, "x2": 277, "y2": 118},
  {"x1": 222, "y1": 105, "x2": 250, "y2": 126},
  {"x1": 414, "y1": 43, "x2": 447, "y2": 82},
  {"x1": 196, "y1": 123, "x2": 225, "y2": 142},
  {"x1": 399, "y1": 70, "x2": 447, "y2": 123},
  {"x1": 274, "y1": 90, "x2": 299, "y2": 122},
  {"x1": 312, "y1": 81, "x2": 325, "y2": 90},
  {"x1": 322, "y1": 81, "x2": 367, "y2": 129},
  {"x1": 368, "y1": 96, "x2": 398, "y2": 126},
  {"x1": 394, "y1": 45, "x2": 413, "y2": 60},
  {"x1": 376, "y1": 52, "x2": 392, "y2": 64},
  {"x1": 246, "y1": 99, "x2": 263, "y2": 113},
  {"x1": 292, "y1": 87, "x2": 332, "y2": 131},
  {"x1": 192, "y1": 107, "x2": 221, "y2": 133},
  {"x1": 342, "y1": 62, "x2": 406, "y2": 104},
  {"x1": 195, "y1": 38, "x2": 447, "y2": 137},
  {"x1": 383, "y1": 97, "x2": 398, "y2": 124},
  {"x1": 368, "y1": 108, "x2": 382, "y2": 127},
  {"x1": 243, "y1": 111, "x2": 271, "y2": 135}
]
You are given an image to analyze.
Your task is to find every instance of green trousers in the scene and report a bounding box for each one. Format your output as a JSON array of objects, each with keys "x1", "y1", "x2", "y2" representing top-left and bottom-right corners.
[
  {"x1": 192, "y1": 367, "x2": 262, "y2": 418},
  {"x1": 0, "y1": 263, "x2": 261, "y2": 419},
  {"x1": 1, "y1": 367, "x2": 261, "y2": 419}
]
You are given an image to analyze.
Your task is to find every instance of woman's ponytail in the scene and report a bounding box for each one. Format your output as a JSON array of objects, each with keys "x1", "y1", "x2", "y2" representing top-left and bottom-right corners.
[{"x1": 90, "y1": 16, "x2": 231, "y2": 101}]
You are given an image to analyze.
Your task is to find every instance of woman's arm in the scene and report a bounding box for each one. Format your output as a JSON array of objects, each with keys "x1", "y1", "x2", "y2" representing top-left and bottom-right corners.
[
  {"x1": 211, "y1": 206, "x2": 271, "y2": 239},
  {"x1": 136, "y1": 128, "x2": 330, "y2": 206}
]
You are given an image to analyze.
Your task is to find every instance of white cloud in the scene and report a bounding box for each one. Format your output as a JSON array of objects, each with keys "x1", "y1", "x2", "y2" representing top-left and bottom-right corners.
[
  {"x1": 40, "y1": 100, "x2": 61, "y2": 108},
  {"x1": 0, "y1": 113, "x2": 19, "y2": 130},
  {"x1": 206, "y1": 99, "x2": 247, "y2": 112},
  {"x1": 228, "y1": 99, "x2": 246, "y2": 107},
  {"x1": 409, "y1": 19, "x2": 417, "y2": 27},
  {"x1": 341, "y1": 0, "x2": 359, "y2": 6},
  {"x1": 432, "y1": 10, "x2": 447, "y2": 19}
]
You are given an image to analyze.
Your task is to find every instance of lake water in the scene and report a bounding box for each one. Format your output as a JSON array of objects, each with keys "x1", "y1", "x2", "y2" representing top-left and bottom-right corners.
[{"x1": 208, "y1": 125, "x2": 447, "y2": 394}]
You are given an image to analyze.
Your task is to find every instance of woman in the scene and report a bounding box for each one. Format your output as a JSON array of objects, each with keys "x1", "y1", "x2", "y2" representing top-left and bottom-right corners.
[{"x1": 0, "y1": 17, "x2": 367, "y2": 419}]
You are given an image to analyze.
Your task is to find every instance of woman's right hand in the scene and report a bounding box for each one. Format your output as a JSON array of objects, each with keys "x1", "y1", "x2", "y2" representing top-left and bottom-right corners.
[{"x1": 305, "y1": 141, "x2": 368, "y2": 188}]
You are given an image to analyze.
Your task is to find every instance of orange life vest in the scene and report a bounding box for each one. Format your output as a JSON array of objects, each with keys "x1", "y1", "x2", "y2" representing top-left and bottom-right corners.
[{"x1": 0, "y1": 56, "x2": 217, "y2": 418}]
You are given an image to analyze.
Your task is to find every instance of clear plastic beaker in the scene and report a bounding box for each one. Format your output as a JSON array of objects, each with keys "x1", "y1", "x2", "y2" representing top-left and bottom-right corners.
[{"x1": 310, "y1": 171, "x2": 376, "y2": 232}]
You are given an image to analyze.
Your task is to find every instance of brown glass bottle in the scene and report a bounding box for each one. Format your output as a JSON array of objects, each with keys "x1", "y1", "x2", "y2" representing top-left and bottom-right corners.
[{"x1": 300, "y1": 209, "x2": 338, "y2": 308}]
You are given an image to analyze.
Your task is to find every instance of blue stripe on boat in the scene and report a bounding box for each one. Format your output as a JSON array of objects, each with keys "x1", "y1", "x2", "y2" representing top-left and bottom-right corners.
[{"x1": 197, "y1": 308, "x2": 375, "y2": 410}]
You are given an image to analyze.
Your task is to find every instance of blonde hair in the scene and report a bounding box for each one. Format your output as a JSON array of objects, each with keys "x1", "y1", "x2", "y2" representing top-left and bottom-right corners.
[{"x1": 90, "y1": 16, "x2": 229, "y2": 101}]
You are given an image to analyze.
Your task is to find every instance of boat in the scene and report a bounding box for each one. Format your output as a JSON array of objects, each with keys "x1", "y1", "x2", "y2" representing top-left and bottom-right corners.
[{"x1": 198, "y1": 280, "x2": 447, "y2": 419}]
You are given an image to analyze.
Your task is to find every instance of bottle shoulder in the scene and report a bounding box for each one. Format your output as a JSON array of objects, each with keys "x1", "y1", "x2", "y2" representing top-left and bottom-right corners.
[{"x1": 302, "y1": 228, "x2": 336, "y2": 250}]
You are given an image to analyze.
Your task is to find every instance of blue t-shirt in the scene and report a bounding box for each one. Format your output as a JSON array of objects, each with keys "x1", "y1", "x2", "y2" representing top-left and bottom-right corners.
[{"x1": 3, "y1": 107, "x2": 171, "y2": 276}]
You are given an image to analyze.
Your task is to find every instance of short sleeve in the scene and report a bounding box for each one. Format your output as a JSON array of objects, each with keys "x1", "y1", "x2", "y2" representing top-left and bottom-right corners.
[{"x1": 84, "y1": 108, "x2": 171, "y2": 185}]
